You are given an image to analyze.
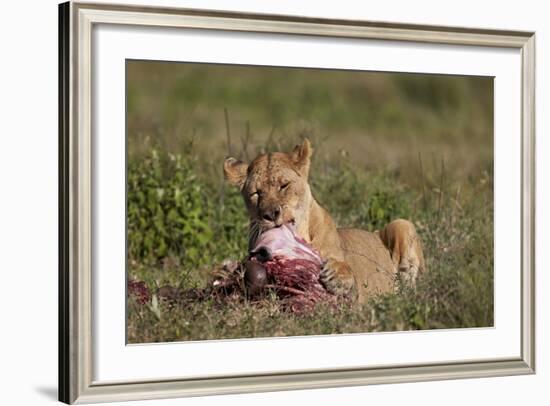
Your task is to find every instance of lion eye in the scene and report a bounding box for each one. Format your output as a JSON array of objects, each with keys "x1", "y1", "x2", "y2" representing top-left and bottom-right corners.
[
  {"x1": 280, "y1": 182, "x2": 290, "y2": 191},
  {"x1": 250, "y1": 190, "x2": 260, "y2": 197}
]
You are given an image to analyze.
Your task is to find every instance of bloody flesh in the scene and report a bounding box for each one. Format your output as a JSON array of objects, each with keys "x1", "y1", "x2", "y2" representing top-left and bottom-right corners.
[{"x1": 248, "y1": 224, "x2": 335, "y2": 312}]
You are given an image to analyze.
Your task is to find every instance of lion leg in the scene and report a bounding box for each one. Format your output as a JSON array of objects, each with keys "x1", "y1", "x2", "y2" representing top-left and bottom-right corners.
[
  {"x1": 378, "y1": 219, "x2": 426, "y2": 287},
  {"x1": 320, "y1": 259, "x2": 357, "y2": 299}
]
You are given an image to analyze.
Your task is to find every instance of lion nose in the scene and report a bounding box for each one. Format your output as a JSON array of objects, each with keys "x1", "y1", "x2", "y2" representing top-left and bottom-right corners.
[{"x1": 262, "y1": 208, "x2": 281, "y2": 222}]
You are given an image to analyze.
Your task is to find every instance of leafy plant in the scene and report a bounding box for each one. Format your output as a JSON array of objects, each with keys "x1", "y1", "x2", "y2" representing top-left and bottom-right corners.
[
  {"x1": 311, "y1": 161, "x2": 411, "y2": 231},
  {"x1": 127, "y1": 149, "x2": 213, "y2": 268}
]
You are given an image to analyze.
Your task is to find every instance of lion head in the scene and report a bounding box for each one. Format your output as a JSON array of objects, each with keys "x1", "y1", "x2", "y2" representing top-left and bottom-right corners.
[{"x1": 223, "y1": 139, "x2": 313, "y2": 248}]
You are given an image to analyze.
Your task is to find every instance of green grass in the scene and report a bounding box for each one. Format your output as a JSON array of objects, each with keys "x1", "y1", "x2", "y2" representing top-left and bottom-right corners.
[{"x1": 126, "y1": 61, "x2": 493, "y2": 343}]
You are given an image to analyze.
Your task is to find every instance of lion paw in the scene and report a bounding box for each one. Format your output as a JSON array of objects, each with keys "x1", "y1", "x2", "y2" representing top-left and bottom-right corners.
[{"x1": 320, "y1": 260, "x2": 356, "y2": 298}]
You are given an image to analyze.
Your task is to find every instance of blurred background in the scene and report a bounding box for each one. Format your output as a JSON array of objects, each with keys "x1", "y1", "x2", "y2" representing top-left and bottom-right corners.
[
  {"x1": 126, "y1": 60, "x2": 494, "y2": 342},
  {"x1": 127, "y1": 61, "x2": 493, "y2": 184}
]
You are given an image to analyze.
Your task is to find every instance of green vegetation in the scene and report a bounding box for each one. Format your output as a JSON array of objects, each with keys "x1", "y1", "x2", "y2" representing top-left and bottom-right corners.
[{"x1": 126, "y1": 61, "x2": 493, "y2": 343}]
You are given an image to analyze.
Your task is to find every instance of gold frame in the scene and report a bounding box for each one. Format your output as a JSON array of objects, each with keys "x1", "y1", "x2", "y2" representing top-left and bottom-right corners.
[{"x1": 58, "y1": 1, "x2": 536, "y2": 403}]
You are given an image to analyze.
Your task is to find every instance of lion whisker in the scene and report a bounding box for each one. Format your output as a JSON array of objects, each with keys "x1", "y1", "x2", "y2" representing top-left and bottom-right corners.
[{"x1": 248, "y1": 220, "x2": 262, "y2": 251}]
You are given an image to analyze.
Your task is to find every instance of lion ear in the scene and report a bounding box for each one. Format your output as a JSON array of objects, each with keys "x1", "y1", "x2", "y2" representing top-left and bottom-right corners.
[
  {"x1": 223, "y1": 157, "x2": 248, "y2": 188},
  {"x1": 291, "y1": 138, "x2": 313, "y2": 177}
]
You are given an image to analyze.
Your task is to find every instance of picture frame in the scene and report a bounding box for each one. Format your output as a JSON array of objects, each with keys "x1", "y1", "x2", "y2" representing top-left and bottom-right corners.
[{"x1": 58, "y1": 1, "x2": 535, "y2": 404}]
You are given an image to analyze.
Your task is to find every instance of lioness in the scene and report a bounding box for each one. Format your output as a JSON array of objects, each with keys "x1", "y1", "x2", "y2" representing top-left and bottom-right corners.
[{"x1": 224, "y1": 139, "x2": 426, "y2": 302}]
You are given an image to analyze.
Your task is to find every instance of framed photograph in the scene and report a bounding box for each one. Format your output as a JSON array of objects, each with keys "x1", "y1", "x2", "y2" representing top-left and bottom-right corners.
[{"x1": 59, "y1": 1, "x2": 535, "y2": 404}]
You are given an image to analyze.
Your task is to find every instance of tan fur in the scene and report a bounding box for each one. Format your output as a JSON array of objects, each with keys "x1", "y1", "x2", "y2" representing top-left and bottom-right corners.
[
  {"x1": 378, "y1": 219, "x2": 426, "y2": 288},
  {"x1": 224, "y1": 139, "x2": 426, "y2": 302}
]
